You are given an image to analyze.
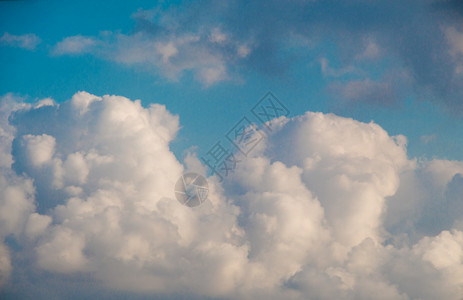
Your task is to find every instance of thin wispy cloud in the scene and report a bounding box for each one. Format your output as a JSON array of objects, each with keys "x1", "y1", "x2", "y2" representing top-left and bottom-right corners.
[
  {"x1": 50, "y1": 24, "x2": 249, "y2": 86},
  {"x1": 46, "y1": 0, "x2": 463, "y2": 110},
  {"x1": 0, "y1": 32, "x2": 41, "y2": 50},
  {"x1": 51, "y1": 35, "x2": 97, "y2": 55}
]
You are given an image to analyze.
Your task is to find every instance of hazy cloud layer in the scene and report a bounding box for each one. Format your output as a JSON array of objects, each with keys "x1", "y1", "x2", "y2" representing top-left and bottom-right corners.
[
  {"x1": 0, "y1": 92, "x2": 462, "y2": 299},
  {"x1": 47, "y1": 0, "x2": 463, "y2": 109}
]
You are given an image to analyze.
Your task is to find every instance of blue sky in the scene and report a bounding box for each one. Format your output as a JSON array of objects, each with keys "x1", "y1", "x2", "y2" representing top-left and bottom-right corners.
[
  {"x1": 1, "y1": 0, "x2": 463, "y2": 162},
  {"x1": 3, "y1": 1, "x2": 463, "y2": 299}
]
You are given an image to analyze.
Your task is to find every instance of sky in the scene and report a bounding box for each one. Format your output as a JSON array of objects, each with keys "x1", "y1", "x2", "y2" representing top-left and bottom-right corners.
[{"x1": 1, "y1": 0, "x2": 463, "y2": 299}]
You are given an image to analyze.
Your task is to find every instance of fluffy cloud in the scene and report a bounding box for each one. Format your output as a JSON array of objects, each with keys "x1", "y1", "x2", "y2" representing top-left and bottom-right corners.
[
  {"x1": 1, "y1": 92, "x2": 463, "y2": 299},
  {"x1": 1, "y1": 92, "x2": 248, "y2": 297}
]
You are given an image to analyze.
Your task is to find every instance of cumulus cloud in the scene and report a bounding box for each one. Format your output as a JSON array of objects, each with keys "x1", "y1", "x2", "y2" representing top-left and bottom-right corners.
[
  {"x1": 1, "y1": 92, "x2": 248, "y2": 297},
  {"x1": 1, "y1": 92, "x2": 463, "y2": 299},
  {"x1": 262, "y1": 112, "x2": 412, "y2": 248},
  {"x1": 0, "y1": 32, "x2": 41, "y2": 50}
]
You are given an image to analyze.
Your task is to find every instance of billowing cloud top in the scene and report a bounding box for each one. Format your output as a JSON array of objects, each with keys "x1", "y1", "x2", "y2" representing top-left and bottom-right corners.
[{"x1": 0, "y1": 92, "x2": 463, "y2": 299}]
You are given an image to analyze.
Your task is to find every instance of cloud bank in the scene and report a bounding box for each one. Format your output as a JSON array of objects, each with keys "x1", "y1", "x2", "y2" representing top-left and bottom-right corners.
[
  {"x1": 0, "y1": 92, "x2": 462, "y2": 299},
  {"x1": 47, "y1": 0, "x2": 463, "y2": 110}
]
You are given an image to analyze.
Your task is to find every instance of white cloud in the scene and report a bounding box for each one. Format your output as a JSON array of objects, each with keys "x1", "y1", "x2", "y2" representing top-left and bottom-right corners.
[
  {"x1": 422, "y1": 159, "x2": 463, "y2": 190},
  {"x1": 0, "y1": 243, "x2": 11, "y2": 288},
  {"x1": 52, "y1": 35, "x2": 98, "y2": 55},
  {"x1": 196, "y1": 64, "x2": 228, "y2": 86},
  {"x1": 1, "y1": 92, "x2": 248, "y2": 297},
  {"x1": 260, "y1": 112, "x2": 412, "y2": 249},
  {"x1": 384, "y1": 158, "x2": 463, "y2": 243},
  {"x1": 0, "y1": 32, "x2": 41, "y2": 50},
  {"x1": 37, "y1": 227, "x2": 89, "y2": 273},
  {"x1": 156, "y1": 41, "x2": 178, "y2": 63},
  {"x1": 50, "y1": 16, "x2": 252, "y2": 86},
  {"x1": 20, "y1": 134, "x2": 56, "y2": 167},
  {"x1": 1, "y1": 92, "x2": 463, "y2": 299},
  {"x1": 24, "y1": 212, "x2": 52, "y2": 240},
  {"x1": 106, "y1": 31, "x2": 236, "y2": 86},
  {"x1": 0, "y1": 173, "x2": 35, "y2": 238},
  {"x1": 0, "y1": 94, "x2": 29, "y2": 168}
]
